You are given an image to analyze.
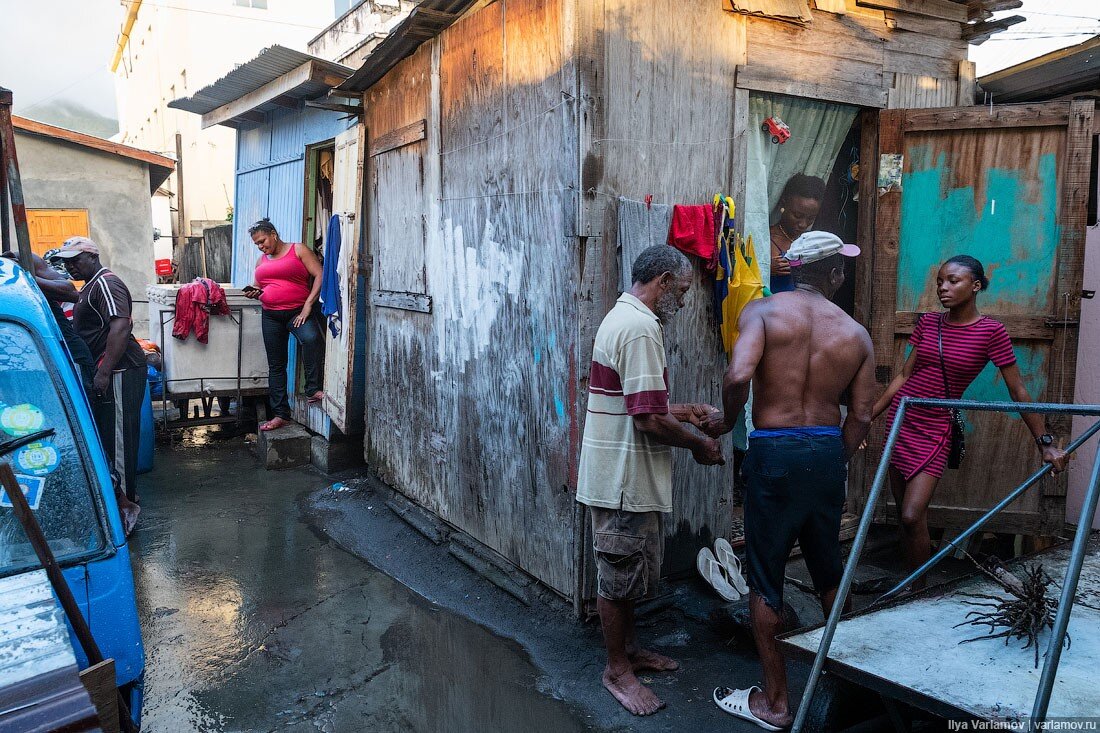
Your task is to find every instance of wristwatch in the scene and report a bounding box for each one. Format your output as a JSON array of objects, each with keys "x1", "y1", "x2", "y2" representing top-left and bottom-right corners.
[{"x1": 1035, "y1": 433, "x2": 1055, "y2": 449}]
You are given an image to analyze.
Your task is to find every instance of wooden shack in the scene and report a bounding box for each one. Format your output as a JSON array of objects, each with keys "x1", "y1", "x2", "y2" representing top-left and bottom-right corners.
[{"x1": 332, "y1": 0, "x2": 1093, "y2": 604}]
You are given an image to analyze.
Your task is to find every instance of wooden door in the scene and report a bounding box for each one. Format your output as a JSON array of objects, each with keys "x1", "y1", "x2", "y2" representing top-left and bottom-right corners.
[
  {"x1": 27, "y1": 209, "x2": 89, "y2": 256},
  {"x1": 320, "y1": 127, "x2": 363, "y2": 433},
  {"x1": 861, "y1": 101, "x2": 1094, "y2": 535}
]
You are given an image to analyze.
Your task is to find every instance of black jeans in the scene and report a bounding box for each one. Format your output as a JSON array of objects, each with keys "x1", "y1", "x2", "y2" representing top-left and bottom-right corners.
[
  {"x1": 90, "y1": 366, "x2": 146, "y2": 501},
  {"x1": 261, "y1": 307, "x2": 323, "y2": 420}
]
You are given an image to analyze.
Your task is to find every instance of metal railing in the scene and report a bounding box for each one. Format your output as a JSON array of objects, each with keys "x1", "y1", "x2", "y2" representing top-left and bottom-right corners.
[{"x1": 792, "y1": 398, "x2": 1100, "y2": 733}]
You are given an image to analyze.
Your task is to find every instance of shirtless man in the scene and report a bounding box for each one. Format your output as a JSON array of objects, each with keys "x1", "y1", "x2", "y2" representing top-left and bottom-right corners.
[{"x1": 704, "y1": 231, "x2": 877, "y2": 730}]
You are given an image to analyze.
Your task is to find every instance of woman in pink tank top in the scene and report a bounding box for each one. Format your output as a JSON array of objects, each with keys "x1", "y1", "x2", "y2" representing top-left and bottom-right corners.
[{"x1": 244, "y1": 219, "x2": 324, "y2": 431}]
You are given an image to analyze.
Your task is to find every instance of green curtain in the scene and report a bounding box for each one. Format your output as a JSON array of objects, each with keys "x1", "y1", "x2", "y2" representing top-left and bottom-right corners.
[
  {"x1": 736, "y1": 93, "x2": 857, "y2": 443},
  {"x1": 745, "y1": 92, "x2": 858, "y2": 286}
]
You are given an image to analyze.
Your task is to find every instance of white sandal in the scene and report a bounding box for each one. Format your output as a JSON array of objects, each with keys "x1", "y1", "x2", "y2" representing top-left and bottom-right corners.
[
  {"x1": 713, "y1": 686, "x2": 784, "y2": 731},
  {"x1": 697, "y1": 547, "x2": 741, "y2": 602},
  {"x1": 715, "y1": 538, "x2": 750, "y2": 596}
]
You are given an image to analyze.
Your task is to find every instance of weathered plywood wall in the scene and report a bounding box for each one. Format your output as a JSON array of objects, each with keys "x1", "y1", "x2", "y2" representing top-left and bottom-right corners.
[
  {"x1": 364, "y1": 0, "x2": 577, "y2": 596},
  {"x1": 741, "y1": 0, "x2": 970, "y2": 109},
  {"x1": 582, "y1": 0, "x2": 747, "y2": 573}
]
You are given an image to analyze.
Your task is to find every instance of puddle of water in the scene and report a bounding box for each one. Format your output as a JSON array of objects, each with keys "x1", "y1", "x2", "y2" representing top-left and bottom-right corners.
[{"x1": 130, "y1": 433, "x2": 590, "y2": 732}]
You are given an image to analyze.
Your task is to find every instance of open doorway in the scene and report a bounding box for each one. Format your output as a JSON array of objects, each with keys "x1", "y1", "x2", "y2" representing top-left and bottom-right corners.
[
  {"x1": 729, "y1": 93, "x2": 865, "y2": 547},
  {"x1": 291, "y1": 140, "x2": 336, "y2": 407}
]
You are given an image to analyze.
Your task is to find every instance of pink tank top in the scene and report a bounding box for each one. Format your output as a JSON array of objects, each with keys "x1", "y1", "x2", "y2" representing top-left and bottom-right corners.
[{"x1": 255, "y1": 245, "x2": 311, "y2": 310}]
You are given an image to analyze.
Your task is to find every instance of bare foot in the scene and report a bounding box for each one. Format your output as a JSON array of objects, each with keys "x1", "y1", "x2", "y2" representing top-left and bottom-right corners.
[
  {"x1": 260, "y1": 417, "x2": 291, "y2": 431},
  {"x1": 630, "y1": 648, "x2": 680, "y2": 673},
  {"x1": 308, "y1": 391, "x2": 324, "y2": 404},
  {"x1": 602, "y1": 665, "x2": 665, "y2": 716},
  {"x1": 749, "y1": 688, "x2": 792, "y2": 729},
  {"x1": 119, "y1": 500, "x2": 141, "y2": 537}
]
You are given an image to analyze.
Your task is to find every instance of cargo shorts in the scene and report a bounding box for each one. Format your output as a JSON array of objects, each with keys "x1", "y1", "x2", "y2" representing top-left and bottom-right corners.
[{"x1": 591, "y1": 507, "x2": 664, "y2": 602}]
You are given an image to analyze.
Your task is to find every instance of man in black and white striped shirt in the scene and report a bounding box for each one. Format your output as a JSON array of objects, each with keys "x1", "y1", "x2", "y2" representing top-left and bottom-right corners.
[{"x1": 52, "y1": 237, "x2": 144, "y2": 532}]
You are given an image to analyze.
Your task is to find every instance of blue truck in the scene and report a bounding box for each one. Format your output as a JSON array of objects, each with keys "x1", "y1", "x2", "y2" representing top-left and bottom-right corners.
[{"x1": 0, "y1": 256, "x2": 144, "y2": 726}]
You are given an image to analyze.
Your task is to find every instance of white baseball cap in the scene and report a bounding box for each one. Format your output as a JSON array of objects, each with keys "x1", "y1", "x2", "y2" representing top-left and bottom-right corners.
[
  {"x1": 783, "y1": 231, "x2": 860, "y2": 266},
  {"x1": 50, "y1": 236, "x2": 101, "y2": 258}
]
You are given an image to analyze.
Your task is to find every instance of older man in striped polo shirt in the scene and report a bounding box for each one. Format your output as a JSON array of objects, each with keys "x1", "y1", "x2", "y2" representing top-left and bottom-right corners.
[{"x1": 577, "y1": 244, "x2": 724, "y2": 717}]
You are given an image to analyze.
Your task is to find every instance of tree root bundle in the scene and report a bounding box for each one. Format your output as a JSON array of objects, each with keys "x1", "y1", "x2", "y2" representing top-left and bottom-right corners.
[{"x1": 954, "y1": 560, "x2": 1068, "y2": 668}]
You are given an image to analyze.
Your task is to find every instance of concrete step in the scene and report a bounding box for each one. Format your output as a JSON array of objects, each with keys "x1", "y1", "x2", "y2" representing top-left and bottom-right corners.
[
  {"x1": 253, "y1": 424, "x2": 313, "y2": 470},
  {"x1": 311, "y1": 435, "x2": 364, "y2": 474}
]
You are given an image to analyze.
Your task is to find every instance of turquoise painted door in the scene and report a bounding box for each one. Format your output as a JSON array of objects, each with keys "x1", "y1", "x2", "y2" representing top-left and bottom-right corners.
[{"x1": 863, "y1": 101, "x2": 1094, "y2": 535}]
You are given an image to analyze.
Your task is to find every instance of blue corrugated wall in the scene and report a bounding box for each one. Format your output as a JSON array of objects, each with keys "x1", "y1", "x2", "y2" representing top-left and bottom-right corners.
[{"x1": 231, "y1": 108, "x2": 355, "y2": 285}]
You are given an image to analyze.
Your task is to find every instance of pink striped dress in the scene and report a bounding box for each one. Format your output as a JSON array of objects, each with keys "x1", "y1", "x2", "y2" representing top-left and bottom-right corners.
[{"x1": 886, "y1": 313, "x2": 1016, "y2": 480}]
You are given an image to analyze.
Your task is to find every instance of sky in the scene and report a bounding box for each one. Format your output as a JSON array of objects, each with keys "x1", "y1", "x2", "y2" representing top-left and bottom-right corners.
[
  {"x1": 0, "y1": 0, "x2": 119, "y2": 121},
  {"x1": 0, "y1": 0, "x2": 1097, "y2": 135}
]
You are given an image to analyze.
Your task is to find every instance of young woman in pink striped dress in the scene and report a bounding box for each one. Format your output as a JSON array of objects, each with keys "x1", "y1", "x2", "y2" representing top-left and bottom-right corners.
[{"x1": 872, "y1": 256, "x2": 1067, "y2": 588}]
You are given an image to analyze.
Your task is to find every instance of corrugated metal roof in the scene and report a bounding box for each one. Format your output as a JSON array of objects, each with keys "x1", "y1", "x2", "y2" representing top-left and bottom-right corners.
[
  {"x1": 978, "y1": 35, "x2": 1100, "y2": 103},
  {"x1": 168, "y1": 45, "x2": 353, "y2": 116},
  {"x1": 338, "y1": 0, "x2": 479, "y2": 92}
]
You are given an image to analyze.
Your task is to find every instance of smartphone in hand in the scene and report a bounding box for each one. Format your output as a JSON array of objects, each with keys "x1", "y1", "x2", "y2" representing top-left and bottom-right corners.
[{"x1": 243, "y1": 285, "x2": 263, "y2": 299}]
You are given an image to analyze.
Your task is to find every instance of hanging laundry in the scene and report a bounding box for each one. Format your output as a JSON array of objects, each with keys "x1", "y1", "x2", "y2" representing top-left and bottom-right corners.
[
  {"x1": 319, "y1": 213, "x2": 343, "y2": 337},
  {"x1": 172, "y1": 278, "x2": 229, "y2": 344},
  {"x1": 713, "y1": 196, "x2": 765, "y2": 355},
  {"x1": 617, "y1": 197, "x2": 674, "y2": 293},
  {"x1": 667, "y1": 204, "x2": 718, "y2": 270}
]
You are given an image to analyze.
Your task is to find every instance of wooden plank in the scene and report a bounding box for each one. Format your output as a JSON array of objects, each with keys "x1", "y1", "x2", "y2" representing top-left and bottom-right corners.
[
  {"x1": 368, "y1": 118, "x2": 427, "y2": 157},
  {"x1": 79, "y1": 659, "x2": 119, "y2": 733},
  {"x1": 870, "y1": 110, "x2": 904, "y2": 383},
  {"x1": 735, "y1": 64, "x2": 888, "y2": 108},
  {"x1": 814, "y1": 0, "x2": 848, "y2": 12},
  {"x1": 855, "y1": 0, "x2": 967, "y2": 22},
  {"x1": 730, "y1": 87, "x2": 750, "y2": 241},
  {"x1": 902, "y1": 102, "x2": 1072, "y2": 131},
  {"x1": 370, "y1": 289, "x2": 432, "y2": 312},
  {"x1": 956, "y1": 59, "x2": 976, "y2": 106},
  {"x1": 576, "y1": 0, "x2": 605, "y2": 238},
  {"x1": 894, "y1": 312, "x2": 1058, "y2": 340},
  {"x1": 848, "y1": 108, "x2": 879, "y2": 507},
  {"x1": 963, "y1": 14, "x2": 1025, "y2": 45},
  {"x1": 1044, "y1": 99, "x2": 1096, "y2": 491},
  {"x1": 883, "y1": 9, "x2": 961, "y2": 37}
]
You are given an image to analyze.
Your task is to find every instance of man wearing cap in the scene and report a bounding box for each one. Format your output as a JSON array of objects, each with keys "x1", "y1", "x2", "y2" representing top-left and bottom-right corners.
[
  {"x1": 703, "y1": 231, "x2": 876, "y2": 730},
  {"x1": 51, "y1": 237, "x2": 145, "y2": 532}
]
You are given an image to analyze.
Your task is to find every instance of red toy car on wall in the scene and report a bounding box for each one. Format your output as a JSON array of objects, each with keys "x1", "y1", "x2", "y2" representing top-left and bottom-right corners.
[{"x1": 762, "y1": 116, "x2": 791, "y2": 144}]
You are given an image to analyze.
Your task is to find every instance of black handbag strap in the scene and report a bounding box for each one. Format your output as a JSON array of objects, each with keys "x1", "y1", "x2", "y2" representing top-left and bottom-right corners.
[{"x1": 936, "y1": 314, "x2": 951, "y2": 400}]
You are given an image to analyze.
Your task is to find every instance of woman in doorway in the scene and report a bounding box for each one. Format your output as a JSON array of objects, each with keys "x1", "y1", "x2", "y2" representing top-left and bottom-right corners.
[
  {"x1": 769, "y1": 174, "x2": 826, "y2": 293},
  {"x1": 244, "y1": 219, "x2": 324, "y2": 431},
  {"x1": 872, "y1": 255, "x2": 1067, "y2": 588}
]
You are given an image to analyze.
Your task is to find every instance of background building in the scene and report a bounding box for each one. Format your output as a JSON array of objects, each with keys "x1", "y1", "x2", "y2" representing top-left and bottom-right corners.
[
  {"x1": 8, "y1": 116, "x2": 175, "y2": 331},
  {"x1": 110, "y1": 0, "x2": 342, "y2": 248}
]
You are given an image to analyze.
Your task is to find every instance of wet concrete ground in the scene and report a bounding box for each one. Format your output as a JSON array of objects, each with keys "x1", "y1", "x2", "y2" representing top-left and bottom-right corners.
[
  {"x1": 131, "y1": 428, "x2": 983, "y2": 732},
  {"x1": 130, "y1": 430, "x2": 591, "y2": 732}
]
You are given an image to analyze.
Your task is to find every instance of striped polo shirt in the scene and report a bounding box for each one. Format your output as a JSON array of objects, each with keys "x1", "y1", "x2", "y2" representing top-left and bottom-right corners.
[
  {"x1": 73, "y1": 268, "x2": 146, "y2": 370},
  {"x1": 577, "y1": 293, "x2": 673, "y2": 513}
]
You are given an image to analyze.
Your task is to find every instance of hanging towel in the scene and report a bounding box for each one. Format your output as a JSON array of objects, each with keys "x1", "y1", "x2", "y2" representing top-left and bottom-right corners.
[
  {"x1": 668, "y1": 204, "x2": 718, "y2": 270},
  {"x1": 617, "y1": 197, "x2": 675, "y2": 293},
  {"x1": 319, "y1": 213, "x2": 343, "y2": 337},
  {"x1": 172, "y1": 278, "x2": 229, "y2": 344}
]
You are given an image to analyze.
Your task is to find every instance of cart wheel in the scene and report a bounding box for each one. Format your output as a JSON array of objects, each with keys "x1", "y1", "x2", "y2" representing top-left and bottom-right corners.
[
  {"x1": 761, "y1": 123, "x2": 770, "y2": 132},
  {"x1": 772, "y1": 135, "x2": 781, "y2": 144}
]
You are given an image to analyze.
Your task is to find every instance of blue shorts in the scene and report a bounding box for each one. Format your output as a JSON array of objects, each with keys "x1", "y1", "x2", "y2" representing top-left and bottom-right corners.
[{"x1": 743, "y1": 428, "x2": 847, "y2": 611}]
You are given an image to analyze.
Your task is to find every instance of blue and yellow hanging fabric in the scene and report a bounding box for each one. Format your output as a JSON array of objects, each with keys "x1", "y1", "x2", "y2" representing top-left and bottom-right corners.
[{"x1": 713, "y1": 194, "x2": 767, "y2": 356}]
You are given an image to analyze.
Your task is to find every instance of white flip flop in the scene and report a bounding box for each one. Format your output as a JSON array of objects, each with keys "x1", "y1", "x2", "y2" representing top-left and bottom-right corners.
[
  {"x1": 697, "y1": 547, "x2": 741, "y2": 602},
  {"x1": 713, "y1": 686, "x2": 784, "y2": 731},
  {"x1": 714, "y1": 538, "x2": 750, "y2": 596}
]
